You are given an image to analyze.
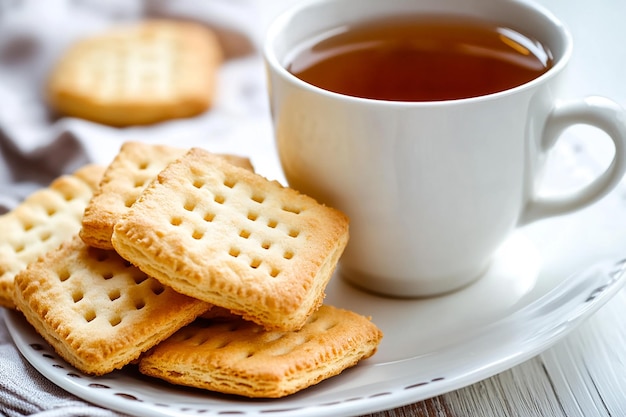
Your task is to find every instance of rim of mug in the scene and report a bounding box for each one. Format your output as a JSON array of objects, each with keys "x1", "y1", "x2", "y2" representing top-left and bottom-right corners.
[{"x1": 263, "y1": 0, "x2": 574, "y2": 106}]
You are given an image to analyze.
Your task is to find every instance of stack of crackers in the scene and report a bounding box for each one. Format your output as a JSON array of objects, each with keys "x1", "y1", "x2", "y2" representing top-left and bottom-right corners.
[{"x1": 1, "y1": 142, "x2": 383, "y2": 399}]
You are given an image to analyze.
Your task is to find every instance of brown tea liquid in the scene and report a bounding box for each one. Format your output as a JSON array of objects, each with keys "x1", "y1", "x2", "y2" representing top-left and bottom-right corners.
[{"x1": 287, "y1": 16, "x2": 553, "y2": 101}]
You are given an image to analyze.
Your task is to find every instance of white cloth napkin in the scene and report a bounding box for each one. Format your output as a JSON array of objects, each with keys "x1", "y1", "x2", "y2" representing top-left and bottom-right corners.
[
  {"x1": 0, "y1": 316, "x2": 130, "y2": 416},
  {"x1": 0, "y1": 0, "x2": 279, "y2": 414}
]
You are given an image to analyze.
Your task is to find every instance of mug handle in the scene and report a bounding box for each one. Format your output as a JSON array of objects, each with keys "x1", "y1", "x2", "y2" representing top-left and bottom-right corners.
[{"x1": 519, "y1": 96, "x2": 626, "y2": 226}]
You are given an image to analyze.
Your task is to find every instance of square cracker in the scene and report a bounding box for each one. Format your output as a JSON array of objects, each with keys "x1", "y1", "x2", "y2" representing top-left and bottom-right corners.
[
  {"x1": 112, "y1": 148, "x2": 349, "y2": 332},
  {"x1": 80, "y1": 141, "x2": 253, "y2": 250},
  {"x1": 139, "y1": 304, "x2": 383, "y2": 398},
  {"x1": 0, "y1": 164, "x2": 104, "y2": 309},
  {"x1": 46, "y1": 20, "x2": 222, "y2": 127},
  {"x1": 13, "y1": 235, "x2": 211, "y2": 376}
]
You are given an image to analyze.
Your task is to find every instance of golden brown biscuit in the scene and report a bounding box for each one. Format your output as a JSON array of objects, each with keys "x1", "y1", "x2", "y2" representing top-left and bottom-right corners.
[
  {"x1": 0, "y1": 164, "x2": 104, "y2": 309},
  {"x1": 112, "y1": 148, "x2": 349, "y2": 331},
  {"x1": 199, "y1": 305, "x2": 240, "y2": 321},
  {"x1": 80, "y1": 141, "x2": 253, "y2": 250},
  {"x1": 139, "y1": 305, "x2": 382, "y2": 398},
  {"x1": 13, "y1": 235, "x2": 211, "y2": 376},
  {"x1": 47, "y1": 20, "x2": 222, "y2": 127}
]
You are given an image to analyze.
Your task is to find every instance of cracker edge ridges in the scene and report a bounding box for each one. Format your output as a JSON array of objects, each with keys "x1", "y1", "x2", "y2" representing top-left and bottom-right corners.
[
  {"x1": 111, "y1": 148, "x2": 349, "y2": 331},
  {"x1": 12, "y1": 236, "x2": 211, "y2": 375},
  {"x1": 138, "y1": 305, "x2": 383, "y2": 398}
]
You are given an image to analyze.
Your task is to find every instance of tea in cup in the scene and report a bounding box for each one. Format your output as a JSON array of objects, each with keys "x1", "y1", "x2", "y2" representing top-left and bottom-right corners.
[{"x1": 264, "y1": 0, "x2": 626, "y2": 297}]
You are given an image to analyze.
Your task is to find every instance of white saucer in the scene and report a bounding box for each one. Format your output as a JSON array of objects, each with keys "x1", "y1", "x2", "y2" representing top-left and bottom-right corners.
[{"x1": 4, "y1": 213, "x2": 626, "y2": 417}]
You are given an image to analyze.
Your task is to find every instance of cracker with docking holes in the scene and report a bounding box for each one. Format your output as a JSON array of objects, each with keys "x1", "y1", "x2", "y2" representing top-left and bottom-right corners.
[
  {"x1": 139, "y1": 304, "x2": 382, "y2": 398},
  {"x1": 81, "y1": 142, "x2": 254, "y2": 250},
  {"x1": 46, "y1": 20, "x2": 222, "y2": 127},
  {"x1": 13, "y1": 235, "x2": 211, "y2": 376},
  {"x1": 0, "y1": 164, "x2": 104, "y2": 309},
  {"x1": 111, "y1": 148, "x2": 350, "y2": 332}
]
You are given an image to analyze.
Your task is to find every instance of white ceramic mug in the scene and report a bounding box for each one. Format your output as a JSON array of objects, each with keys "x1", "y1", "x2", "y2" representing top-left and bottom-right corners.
[{"x1": 264, "y1": 0, "x2": 626, "y2": 297}]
